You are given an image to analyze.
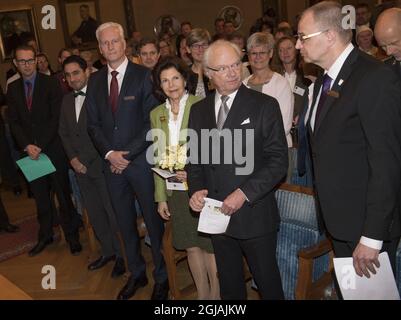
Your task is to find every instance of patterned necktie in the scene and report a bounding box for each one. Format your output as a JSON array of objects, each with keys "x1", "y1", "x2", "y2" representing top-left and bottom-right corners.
[
  {"x1": 315, "y1": 73, "x2": 332, "y2": 124},
  {"x1": 109, "y1": 70, "x2": 119, "y2": 114},
  {"x1": 217, "y1": 95, "x2": 229, "y2": 130},
  {"x1": 25, "y1": 81, "x2": 32, "y2": 111}
]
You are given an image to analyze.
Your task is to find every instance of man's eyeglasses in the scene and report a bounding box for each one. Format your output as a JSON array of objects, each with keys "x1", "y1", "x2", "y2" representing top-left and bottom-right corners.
[
  {"x1": 191, "y1": 43, "x2": 209, "y2": 50},
  {"x1": 296, "y1": 29, "x2": 329, "y2": 44},
  {"x1": 16, "y1": 59, "x2": 36, "y2": 66},
  {"x1": 207, "y1": 61, "x2": 242, "y2": 75}
]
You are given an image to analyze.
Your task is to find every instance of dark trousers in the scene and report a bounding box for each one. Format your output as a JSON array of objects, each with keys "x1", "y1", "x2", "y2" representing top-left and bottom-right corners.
[
  {"x1": 104, "y1": 154, "x2": 166, "y2": 283},
  {"x1": 76, "y1": 171, "x2": 121, "y2": 257},
  {"x1": 211, "y1": 231, "x2": 284, "y2": 300},
  {"x1": 30, "y1": 154, "x2": 80, "y2": 243},
  {"x1": 0, "y1": 195, "x2": 10, "y2": 227}
]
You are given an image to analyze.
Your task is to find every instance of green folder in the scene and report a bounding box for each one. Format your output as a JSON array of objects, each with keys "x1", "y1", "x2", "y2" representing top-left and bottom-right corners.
[{"x1": 16, "y1": 153, "x2": 56, "y2": 182}]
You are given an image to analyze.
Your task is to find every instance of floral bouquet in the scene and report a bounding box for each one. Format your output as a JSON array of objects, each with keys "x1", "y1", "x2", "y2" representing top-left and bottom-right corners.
[{"x1": 158, "y1": 145, "x2": 187, "y2": 173}]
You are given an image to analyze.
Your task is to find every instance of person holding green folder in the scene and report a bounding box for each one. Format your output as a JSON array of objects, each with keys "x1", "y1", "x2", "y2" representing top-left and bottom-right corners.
[{"x1": 6, "y1": 45, "x2": 82, "y2": 256}]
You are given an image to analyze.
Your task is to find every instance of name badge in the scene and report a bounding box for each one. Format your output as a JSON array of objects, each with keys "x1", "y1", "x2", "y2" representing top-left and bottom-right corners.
[{"x1": 293, "y1": 86, "x2": 305, "y2": 97}]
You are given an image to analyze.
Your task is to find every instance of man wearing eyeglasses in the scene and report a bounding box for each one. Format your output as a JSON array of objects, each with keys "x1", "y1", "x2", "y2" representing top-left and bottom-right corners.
[
  {"x1": 6, "y1": 45, "x2": 82, "y2": 257},
  {"x1": 296, "y1": 1, "x2": 401, "y2": 281},
  {"x1": 374, "y1": 8, "x2": 401, "y2": 81},
  {"x1": 188, "y1": 40, "x2": 288, "y2": 299}
]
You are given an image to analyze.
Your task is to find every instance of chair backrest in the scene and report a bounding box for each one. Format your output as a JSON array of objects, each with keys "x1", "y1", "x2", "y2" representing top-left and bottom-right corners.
[{"x1": 275, "y1": 183, "x2": 329, "y2": 300}]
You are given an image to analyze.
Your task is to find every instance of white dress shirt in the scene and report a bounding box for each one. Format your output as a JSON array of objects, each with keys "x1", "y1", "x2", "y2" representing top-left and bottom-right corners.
[
  {"x1": 309, "y1": 43, "x2": 383, "y2": 250},
  {"x1": 214, "y1": 90, "x2": 238, "y2": 120},
  {"x1": 105, "y1": 57, "x2": 129, "y2": 160},
  {"x1": 74, "y1": 85, "x2": 87, "y2": 122},
  {"x1": 284, "y1": 70, "x2": 297, "y2": 91},
  {"x1": 310, "y1": 43, "x2": 354, "y2": 131},
  {"x1": 166, "y1": 93, "x2": 189, "y2": 146}
]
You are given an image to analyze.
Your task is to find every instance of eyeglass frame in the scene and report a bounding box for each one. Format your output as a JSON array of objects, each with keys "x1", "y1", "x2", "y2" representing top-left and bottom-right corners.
[
  {"x1": 206, "y1": 61, "x2": 242, "y2": 75},
  {"x1": 190, "y1": 43, "x2": 209, "y2": 50},
  {"x1": 296, "y1": 29, "x2": 329, "y2": 44},
  {"x1": 15, "y1": 58, "x2": 36, "y2": 66}
]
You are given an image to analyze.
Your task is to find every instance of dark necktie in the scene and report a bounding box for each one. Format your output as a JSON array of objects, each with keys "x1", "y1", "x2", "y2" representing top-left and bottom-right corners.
[
  {"x1": 217, "y1": 95, "x2": 229, "y2": 130},
  {"x1": 73, "y1": 91, "x2": 86, "y2": 98},
  {"x1": 25, "y1": 81, "x2": 32, "y2": 111},
  {"x1": 109, "y1": 70, "x2": 119, "y2": 114},
  {"x1": 315, "y1": 73, "x2": 332, "y2": 125}
]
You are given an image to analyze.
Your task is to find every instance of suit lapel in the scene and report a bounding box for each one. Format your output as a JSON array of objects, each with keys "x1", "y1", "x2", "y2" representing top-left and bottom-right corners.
[
  {"x1": 314, "y1": 48, "x2": 358, "y2": 134},
  {"x1": 159, "y1": 106, "x2": 169, "y2": 147},
  {"x1": 223, "y1": 85, "x2": 251, "y2": 130}
]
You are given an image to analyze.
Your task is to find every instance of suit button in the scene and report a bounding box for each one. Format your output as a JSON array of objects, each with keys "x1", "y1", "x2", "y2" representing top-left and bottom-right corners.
[{"x1": 114, "y1": 126, "x2": 118, "y2": 130}]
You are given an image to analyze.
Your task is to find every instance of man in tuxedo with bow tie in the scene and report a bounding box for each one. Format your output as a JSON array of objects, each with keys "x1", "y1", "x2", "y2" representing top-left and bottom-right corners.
[
  {"x1": 374, "y1": 8, "x2": 401, "y2": 81},
  {"x1": 58, "y1": 55, "x2": 125, "y2": 277},
  {"x1": 296, "y1": 1, "x2": 401, "y2": 278},
  {"x1": 86, "y1": 22, "x2": 167, "y2": 300},
  {"x1": 188, "y1": 40, "x2": 288, "y2": 299},
  {"x1": 6, "y1": 45, "x2": 82, "y2": 256}
]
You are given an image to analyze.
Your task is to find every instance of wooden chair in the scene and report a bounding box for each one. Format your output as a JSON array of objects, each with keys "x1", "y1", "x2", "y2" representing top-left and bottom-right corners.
[
  {"x1": 162, "y1": 220, "x2": 196, "y2": 300},
  {"x1": 295, "y1": 238, "x2": 336, "y2": 300}
]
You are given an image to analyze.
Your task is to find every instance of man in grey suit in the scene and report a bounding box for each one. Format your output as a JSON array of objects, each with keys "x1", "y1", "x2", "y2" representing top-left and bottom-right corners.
[{"x1": 58, "y1": 55, "x2": 124, "y2": 277}]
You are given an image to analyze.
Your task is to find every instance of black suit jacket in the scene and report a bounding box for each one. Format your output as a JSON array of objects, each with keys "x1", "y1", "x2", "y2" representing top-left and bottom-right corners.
[
  {"x1": 86, "y1": 61, "x2": 159, "y2": 161},
  {"x1": 307, "y1": 48, "x2": 401, "y2": 242},
  {"x1": 6, "y1": 72, "x2": 65, "y2": 159},
  {"x1": 187, "y1": 85, "x2": 288, "y2": 239},
  {"x1": 59, "y1": 92, "x2": 103, "y2": 178},
  {"x1": 384, "y1": 56, "x2": 401, "y2": 81}
]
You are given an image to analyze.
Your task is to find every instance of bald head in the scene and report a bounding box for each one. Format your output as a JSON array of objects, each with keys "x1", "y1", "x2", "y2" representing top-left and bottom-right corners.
[{"x1": 374, "y1": 8, "x2": 401, "y2": 60}]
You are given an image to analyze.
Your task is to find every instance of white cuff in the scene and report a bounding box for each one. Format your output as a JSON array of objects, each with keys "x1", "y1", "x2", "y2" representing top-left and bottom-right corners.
[
  {"x1": 359, "y1": 236, "x2": 383, "y2": 250},
  {"x1": 238, "y1": 188, "x2": 249, "y2": 202},
  {"x1": 105, "y1": 150, "x2": 114, "y2": 160}
]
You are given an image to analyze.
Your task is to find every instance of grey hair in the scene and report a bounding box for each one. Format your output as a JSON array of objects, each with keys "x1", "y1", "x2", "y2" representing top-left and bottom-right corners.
[
  {"x1": 202, "y1": 40, "x2": 241, "y2": 72},
  {"x1": 302, "y1": 1, "x2": 352, "y2": 43},
  {"x1": 96, "y1": 22, "x2": 125, "y2": 42},
  {"x1": 246, "y1": 32, "x2": 275, "y2": 52},
  {"x1": 186, "y1": 28, "x2": 211, "y2": 47}
]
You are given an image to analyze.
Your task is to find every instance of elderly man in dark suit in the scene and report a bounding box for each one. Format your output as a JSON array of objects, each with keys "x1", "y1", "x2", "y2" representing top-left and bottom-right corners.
[
  {"x1": 374, "y1": 7, "x2": 401, "y2": 80},
  {"x1": 58, "y1": 55, "x2": 125, "y2": 277},
  {"x1": 6, "y1": 45, "x2": 82, "y2": 256},
  {"x1": 188, "y1": 40, "x2": 288, "y2": 300},
  {"x1": 296, "y1": 1, "x2": 401, "y2": 277},
  {"x1": 86, "y1": 22, "x2": 167, "y2": 300}
]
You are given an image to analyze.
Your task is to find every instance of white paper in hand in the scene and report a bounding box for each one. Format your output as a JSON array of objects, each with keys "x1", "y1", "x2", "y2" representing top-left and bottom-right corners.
[
  {"x1": 151, "y1": 167, "x2": 177, "y2": 179},
  {"x1": 197, "y1": 198, "x2": 230, "y2": 234},
  {"x1": 333, "y1": 252, "x2": 400, "y2": 300}
]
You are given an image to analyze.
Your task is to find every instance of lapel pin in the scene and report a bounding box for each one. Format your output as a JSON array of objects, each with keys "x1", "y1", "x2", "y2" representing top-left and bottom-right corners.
[
  {"x1": 338, "y1": 79, "x2": 344, "y2": 86},
  {"x1": 160, "y1": 116, "x2": 166, "y2": 122},
  {"x1": 327, "y1": 90, "x2": 340, "y2": 98}
]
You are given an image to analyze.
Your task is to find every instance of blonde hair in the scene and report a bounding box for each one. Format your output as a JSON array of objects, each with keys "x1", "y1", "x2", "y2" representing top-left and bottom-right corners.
[{"x1": 247, "y1": 32, "x2": 275, "y2": 52}]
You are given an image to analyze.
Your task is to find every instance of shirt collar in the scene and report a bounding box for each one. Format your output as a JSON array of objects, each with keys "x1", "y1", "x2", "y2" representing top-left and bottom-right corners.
[
  {"x1": 74, "y1": 85, "x2": 87, "y2": 95},
  {"x1": 214, "y1": 89, "x2": 239, "y2": 108},
  {"x1": 326, "y1": 43, "x2": 354, "y2": 82},
  {"x1": 107, "y1": 57, "x2": 129, "y2": 76},
  {"x1": 23, "y1": 71, "x2": 37, "y2": 85}
]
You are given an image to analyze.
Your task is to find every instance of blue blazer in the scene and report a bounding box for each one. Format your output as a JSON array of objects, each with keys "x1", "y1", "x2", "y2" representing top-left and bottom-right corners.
[{"x1": 86, "y1": 61, "x2": 159, "y2": 161}]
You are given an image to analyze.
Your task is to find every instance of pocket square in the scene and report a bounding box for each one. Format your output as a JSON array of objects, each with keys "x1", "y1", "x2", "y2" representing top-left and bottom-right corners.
[
  {"x1": 241, "y1": 118, "x2": 250, "y2": 125},
  {"x1": 123, "y1": 95, "x2": 135, "y2": 101}
]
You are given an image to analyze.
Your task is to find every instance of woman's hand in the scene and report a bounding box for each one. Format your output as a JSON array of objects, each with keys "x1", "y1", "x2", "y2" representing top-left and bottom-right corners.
[
  {"x1": 175, "y1": 170, "x2": 187, "y2": 182},
  {"x1": 158, "y1": 202, "x2": 171, "y2": 220}
]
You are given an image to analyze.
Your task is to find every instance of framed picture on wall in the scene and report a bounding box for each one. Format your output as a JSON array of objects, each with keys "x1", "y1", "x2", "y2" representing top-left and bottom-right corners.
[
  {"x1": 0, "y1": 7, "x2": 40, "y2": 62},
  {"x1": 59, "y1": 0, "x2": 100, "y2": 49}
]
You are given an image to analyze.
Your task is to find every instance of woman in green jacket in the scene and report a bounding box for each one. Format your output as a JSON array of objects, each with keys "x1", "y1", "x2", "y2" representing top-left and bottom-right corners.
[{"x1": 150, "y1": 56, "x2": 219, "y2": 299}]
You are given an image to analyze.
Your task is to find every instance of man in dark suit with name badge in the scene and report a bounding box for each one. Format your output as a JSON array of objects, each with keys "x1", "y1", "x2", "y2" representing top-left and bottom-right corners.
[
  {"x1": 86, "y1": 22, "x2": 168, "y2": 300},
  {"x1": 188, "y1": 40, "x2": 288, "y2": 299},
  {"x1": 296, "y1": 1, "x2": 401, "y2": 278}
]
